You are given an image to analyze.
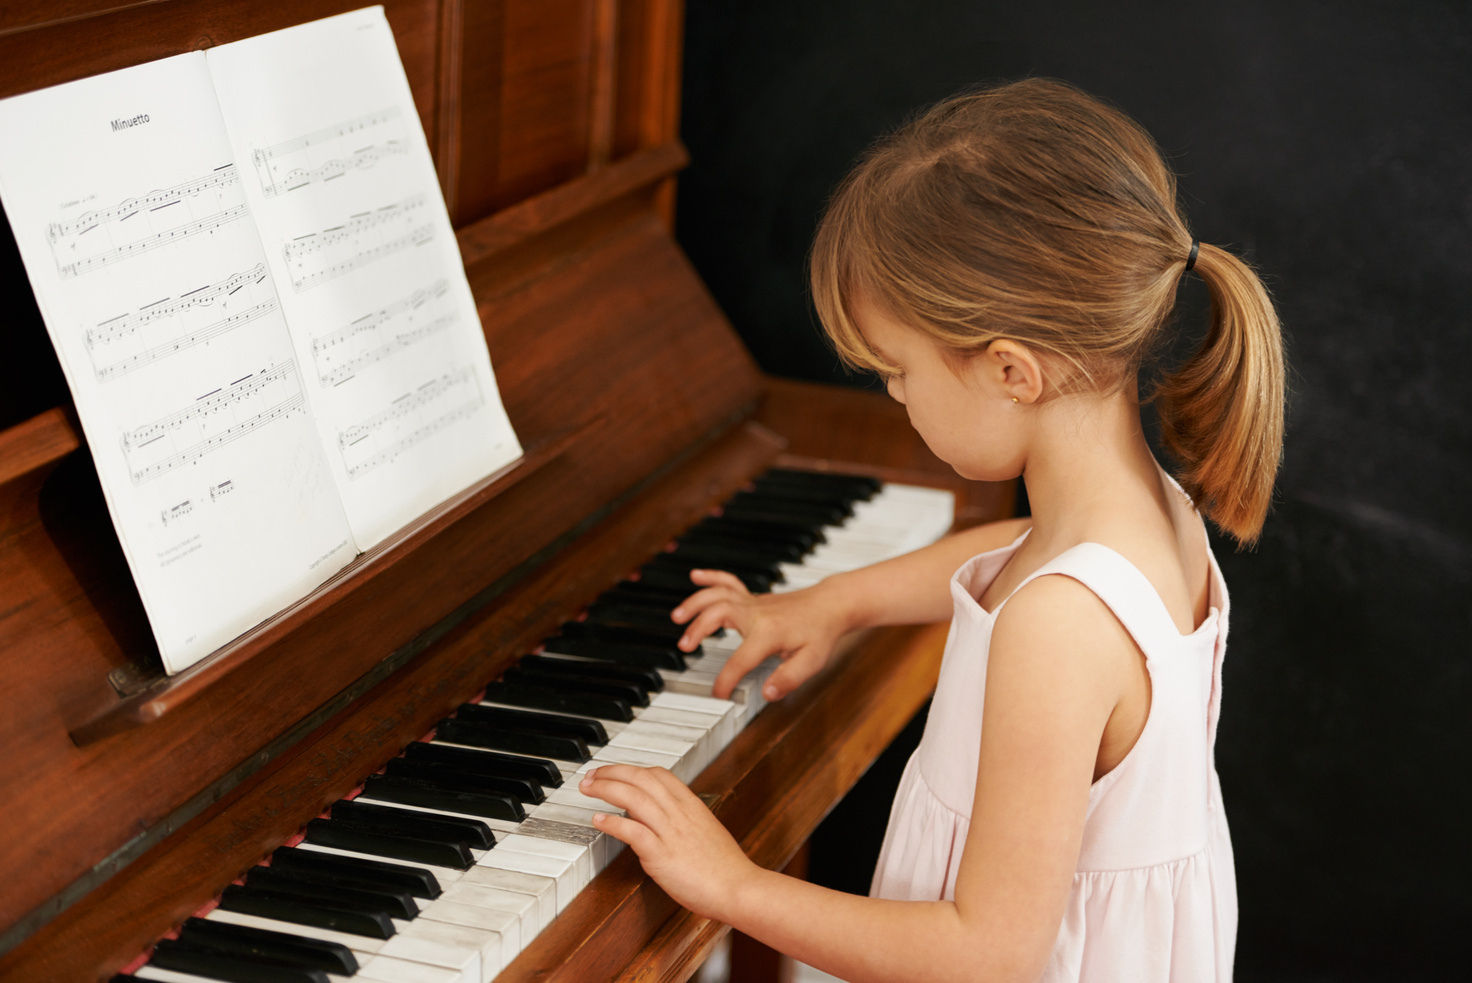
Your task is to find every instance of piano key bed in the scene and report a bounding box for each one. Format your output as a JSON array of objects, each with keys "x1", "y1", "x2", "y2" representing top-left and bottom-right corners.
[{"x1": 115, "y1": 470, "x2": 954, "y2": 983}]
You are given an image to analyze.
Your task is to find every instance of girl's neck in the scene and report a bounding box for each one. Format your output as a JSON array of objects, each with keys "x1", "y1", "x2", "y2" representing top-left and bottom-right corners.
[{"x1": 1017, "y1": 387, "x2": 1167, "y2": 554}]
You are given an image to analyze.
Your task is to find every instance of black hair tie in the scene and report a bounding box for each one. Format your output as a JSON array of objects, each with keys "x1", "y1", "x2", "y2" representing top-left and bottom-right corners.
[{"x1": 1184, "y1": 239, "x2": 1200, "y2": 272}]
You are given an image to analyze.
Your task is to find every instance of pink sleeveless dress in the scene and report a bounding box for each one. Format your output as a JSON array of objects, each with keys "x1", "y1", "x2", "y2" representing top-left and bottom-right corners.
[{"x1": 871, "y1": 532, "x2": 1237, "y2": 981}]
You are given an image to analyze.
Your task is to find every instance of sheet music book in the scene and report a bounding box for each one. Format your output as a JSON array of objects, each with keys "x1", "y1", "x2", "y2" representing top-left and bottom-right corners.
[{"x1": 0, "y1": 7, "x2": 522, "y2": 674}]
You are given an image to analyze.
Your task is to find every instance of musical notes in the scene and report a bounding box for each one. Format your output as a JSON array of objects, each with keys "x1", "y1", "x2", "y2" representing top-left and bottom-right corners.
[
  {"x1": 338, "y1": 367, "x2": 485, "y2": 480},
  {"x1": 122, "y1": 361, "x2": 306, "y2": 485},
  {"x1": 48, "y1": 165, "x2": 247, "y2": 278},
  {"x1": 311, "y1": 279, "x2": 455, "y2": 386},
  {"x1": 283, "y1": 196, "x2": 432, "y2": 292},
  {"x1": 85, "y1": 264, "x2": 278, "y2": 382},
  {"x1": 252, "y1": 107, "x2": 409, "y2": 197}
]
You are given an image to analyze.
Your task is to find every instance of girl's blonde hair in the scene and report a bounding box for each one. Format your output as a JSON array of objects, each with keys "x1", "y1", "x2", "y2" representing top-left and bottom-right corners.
[{"x1": 810, "y1": 78, "x2": 1285, "y2": 546}]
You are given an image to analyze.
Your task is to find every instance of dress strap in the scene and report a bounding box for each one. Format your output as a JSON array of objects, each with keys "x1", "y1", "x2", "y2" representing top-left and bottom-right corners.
[{"x1": 998, "y1": 543, "x2": 1186, "y2": 659}]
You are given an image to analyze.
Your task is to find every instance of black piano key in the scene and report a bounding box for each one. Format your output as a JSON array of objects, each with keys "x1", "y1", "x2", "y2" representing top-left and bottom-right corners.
[
  {"x1": 690, "y1": 516, "x2": 823, "y2": 549},
  {"x1": 542, "y1": 634, "x2": 688, "y2": 671},
  {"x1": 150, "y1": 938, "x2": 330, "y2": 983},
  {"x1": 728, "y1": 489, "x2": 852, "y2": 522},
  {"x1": 503, "y1": 665, "x2": 650, "y2": 707},
  {"x1": 556, "y1": 618, "x2": 688, "y2": 651},
  {"x1": 332, "y1": 798, "x2": 496, "y2": 850},
  {"x1": 669, "y1": 532, "x2": 806, "y2": 563},
  {"x1": 179, "y1": 917, "x2": 358, "y2": 976},
  {"x1": 638, "y1": 561, "x2": 771, "y2": 595},
  {"x1": 384, "y1": 757, "x2": 545, "y2": 804},
  {"x1": 456, "y1": 702, "x2": 608, "y2": 744},
  {"x1": 763, "y1": 467, "x2": 882, "y2": 495},
  {"x1": 218, "y1": 883, "x2": 396, "y2": 939},
  {"x1": 575, "y1": 609, "x2": 688, "y2": 644},
  {"x1": 716, "y1": 502, "x2": 836, "y2": 532},
  {"x1": 749, "y1": 477, "x2": 872, "y2": 506},
  {"x1": 434, "y1": 718, "x2": 591, "y2": 763},
  {"x1": 667, "y1": 542, "x2": 798, "y2": 575},
  {"x1": 302, "y1": 817, "x2": 475, "y2": 870},
  {"x1": 481, "y1": 681, "x2": 634, "y2": 723},
  {"x1": 245, "y1": 866, "x2": 418, "y2": 919},
  {"x1": 600, "y1": 581, "x2": 692, "y2": 607},
  {"x1": 519, "y1": 653, "x2": 664, "y2": 692},
  {"x1": 361, "y1": 773, "x2": 527, "y2": 823},
  {"x1": 404, "y1": 741, "x2": 563, "y2": 788},
  {"x1": 269, "y1": 846, "x2": 441, "y2": 899},
  {"x1": 647, "y1": 553, "x2": 783, "y2": 591}
]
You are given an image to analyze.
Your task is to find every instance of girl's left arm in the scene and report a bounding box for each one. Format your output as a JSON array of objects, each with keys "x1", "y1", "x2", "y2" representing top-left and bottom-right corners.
[{"x1": 582, "y1": 574, "x2": 1138, "y2": 983}]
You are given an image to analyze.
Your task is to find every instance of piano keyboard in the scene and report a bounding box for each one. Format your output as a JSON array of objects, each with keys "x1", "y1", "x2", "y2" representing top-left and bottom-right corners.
[{"x1": 115, "y1": 470, "x2": 955, "y2": 983}]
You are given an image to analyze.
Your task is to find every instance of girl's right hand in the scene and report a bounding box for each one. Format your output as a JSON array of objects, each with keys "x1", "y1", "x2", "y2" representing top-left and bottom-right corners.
[{"x1": 671, "y1": 569, "x2": 855, "y2": 702}]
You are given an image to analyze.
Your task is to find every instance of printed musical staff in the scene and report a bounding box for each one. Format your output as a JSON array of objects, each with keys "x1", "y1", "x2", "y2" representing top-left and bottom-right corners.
[
  {"x1": 338, "y1": 367, "x2": 484, "y2": 480},
  {"x1": 92, "y1": 300, "x2": 279, "y2": 382},
  {"x1": 252, "y1": 107, "x2": 408, "y2": 197},
  {"x1": 283, "y1": 195, "x2": 432, "y2": 292},
  {"x1": 86, "y1": 264, "x2": 269, "y2": 348},
  {"x1": 48, "y1": 165, "x2": 246, "y2": 278},
  {"x1": 84, "y1": 263, "x2": 279, "y2": 382},
  {"x1": 311, "y1": 279, "x2": 454, "y2": 385},
  {"x1": 122, "y1": 361, "x2": 305, "y2": 485}
]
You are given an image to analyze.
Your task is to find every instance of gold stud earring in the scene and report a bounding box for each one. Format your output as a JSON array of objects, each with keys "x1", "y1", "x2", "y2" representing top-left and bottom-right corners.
[{"x1": 1011, "y1": 397, "x2": 1019, "y2": 404}]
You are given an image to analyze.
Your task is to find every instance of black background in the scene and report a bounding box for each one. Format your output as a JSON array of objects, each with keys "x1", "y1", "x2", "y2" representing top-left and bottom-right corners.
[{"x1": 676, "y1": 2, "x2": 1470, "y2": 980}]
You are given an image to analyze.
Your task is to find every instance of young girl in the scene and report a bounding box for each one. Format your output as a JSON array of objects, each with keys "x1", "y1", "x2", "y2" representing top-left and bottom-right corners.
[{"x1": 580, "y1": 78, "x2": 1283, "y2": 982}]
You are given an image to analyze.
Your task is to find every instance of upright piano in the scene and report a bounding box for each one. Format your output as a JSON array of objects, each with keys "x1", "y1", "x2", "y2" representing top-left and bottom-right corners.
[{"x1": 0, "y1": 2, "x2": 1013, "y2": 980}]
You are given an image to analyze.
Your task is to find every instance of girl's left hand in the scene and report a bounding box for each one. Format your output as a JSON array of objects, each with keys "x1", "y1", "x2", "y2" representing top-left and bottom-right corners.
[{"x1": 580, "y1": 764, "x2": 757, "y2": 920}]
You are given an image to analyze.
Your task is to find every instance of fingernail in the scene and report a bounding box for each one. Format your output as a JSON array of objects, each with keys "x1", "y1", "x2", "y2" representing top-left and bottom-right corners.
[
  {"x1": 592, "y1": 813, "x2": 607, "y2": 823},
  {"x1": 672, "y1": 607, "x2": 684, "y2": 619},
  {"x1": 764, "y1": 685, "x2": 779, "y2": 700},
  {"x1": 579, "y1": 776, "x2": 592, "y2": 789}
]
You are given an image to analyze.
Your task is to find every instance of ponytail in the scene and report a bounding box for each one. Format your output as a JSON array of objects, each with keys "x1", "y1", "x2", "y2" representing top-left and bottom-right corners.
[
  {"x1": 1152, "y1": 242, "x2": 1285, "y2": 547},
  {"x1": 807, "y1": 80, "x2": 1288, "y2": 546}
]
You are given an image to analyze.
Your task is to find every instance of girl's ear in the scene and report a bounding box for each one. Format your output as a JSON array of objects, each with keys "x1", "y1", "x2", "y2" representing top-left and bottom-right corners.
[{"x1": 981, "y1": 339, "x2": 1046, "y2": 404}]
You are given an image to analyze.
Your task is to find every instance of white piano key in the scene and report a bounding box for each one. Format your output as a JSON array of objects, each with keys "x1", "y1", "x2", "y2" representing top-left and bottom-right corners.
[
  {"x1": 355, "y1": 954, "x2": 465, "y2": 983},
  {"x1": 458, "y1": 866, "x2": 558, "y2": 928},
  {"x1": 376, "y1": 929, "x2": 479, "y2": 983},
  {"x1": 419, "y1": 900, "x2": 520, "y2": 955},
  {"x1": 134, "y1": 967, "x2": 244, "y2": 983},
  {"x1": 496, "y1": 833, "x2": 594, "y2": 888},
  {"x1": 438, "y1": 880, "x2": 542, "y2": 940},
  {"x1": 476, "y1": 848, "x2": 581, "y2": 912},
  {"x1": 390, "y1": 918, "x2": 503, "y2": 983}
]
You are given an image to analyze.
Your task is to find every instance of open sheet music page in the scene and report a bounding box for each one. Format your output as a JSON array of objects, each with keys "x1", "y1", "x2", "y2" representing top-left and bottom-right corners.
[
  {"x1": 0, "y1": 54, "x2": 357, "y2": 674},
  {"x1": 207, "y1": 7, "x2": 523, "y2": 549}
]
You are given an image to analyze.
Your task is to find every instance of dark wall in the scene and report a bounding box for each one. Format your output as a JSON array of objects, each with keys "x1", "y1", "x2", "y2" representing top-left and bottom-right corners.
[{"x1": 676, "y1": 2, "x2": 1471, "y2": 980}]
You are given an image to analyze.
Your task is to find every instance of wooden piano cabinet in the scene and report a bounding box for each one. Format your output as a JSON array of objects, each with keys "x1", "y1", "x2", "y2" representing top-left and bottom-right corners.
[{"x1": 0, "y1": 2, "x2": 1013, "y2": 980}]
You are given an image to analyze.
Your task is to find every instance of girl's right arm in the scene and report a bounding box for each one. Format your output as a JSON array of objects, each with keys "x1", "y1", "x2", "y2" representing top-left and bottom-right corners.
[{"x1": 673, "y1": 516, "x2": 1032, "y2": 701}]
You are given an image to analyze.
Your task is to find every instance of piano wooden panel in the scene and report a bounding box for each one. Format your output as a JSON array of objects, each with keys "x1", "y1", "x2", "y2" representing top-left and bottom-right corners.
[{"x1": 0, "y1": 2, "x2": 1011, "y2": 980}]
